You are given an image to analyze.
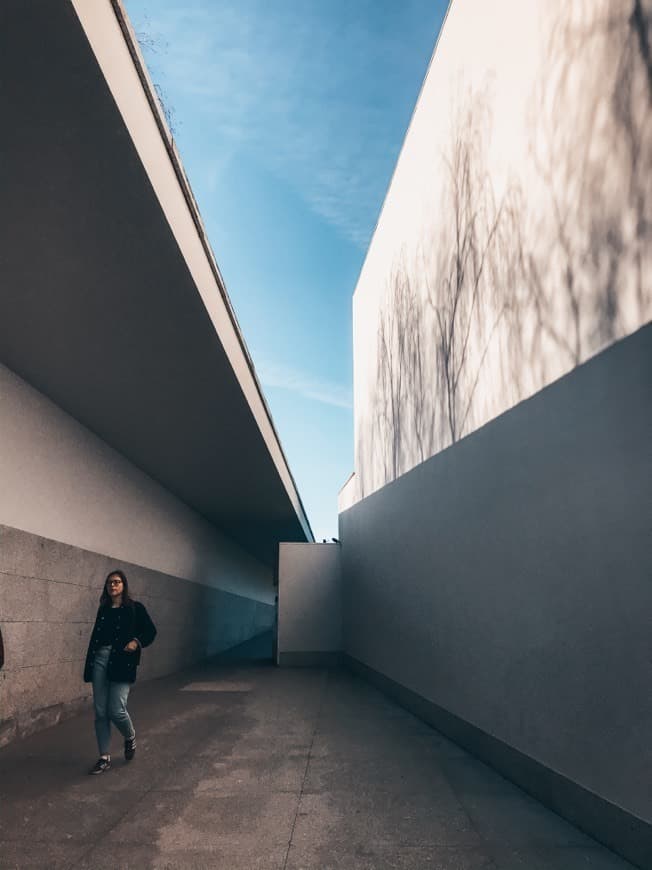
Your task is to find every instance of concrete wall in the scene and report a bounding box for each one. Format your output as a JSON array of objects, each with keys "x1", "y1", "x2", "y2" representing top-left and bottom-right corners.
[
  {"x1": 0, "y1": 363, "x2": 276, "y2": 743},
  {"x1": 0, "y1": 524, "x2": 273, "y2": 746},
  {"x1": 352, "y1": 0, "x2": 652, "y2": 502},
  {"x1": 341, "y1": 1, "x2": 651, "y2": 862},
  {"x1": 277, "y1": 543, "x2": 342, "y2": 666},
  {"x1": 340, "y1": 326, "x2": 652, "y2": 865},
  {"x1": 0, "y1": 362, "x2": 272, "y2": 601}
]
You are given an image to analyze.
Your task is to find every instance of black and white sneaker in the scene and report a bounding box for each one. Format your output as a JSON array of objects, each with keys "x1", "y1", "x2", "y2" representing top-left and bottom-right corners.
[
  {"x1": 124, "y1": 736, "x2": 136, "y2": 761},
  {"x1": 89, "y1": 757, "x2": 111, "y2": 775}
]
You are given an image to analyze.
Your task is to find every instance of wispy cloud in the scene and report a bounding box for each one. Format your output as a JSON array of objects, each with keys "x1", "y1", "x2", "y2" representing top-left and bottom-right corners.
[
  {"x1": 127, "y1": 0, "x2": 424, "y2": 248},
  {"x1": 257, "y1": 360, "x2": 352, "y2": 409}
]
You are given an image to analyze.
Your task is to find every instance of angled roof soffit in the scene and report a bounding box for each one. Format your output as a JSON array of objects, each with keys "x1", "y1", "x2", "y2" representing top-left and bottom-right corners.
[
  {"x1": 0, "y1": 0, "x2": 313, "y2": 563},
  {"x1": 76, "y1": 0, "x2": 312, "y2": 543}
]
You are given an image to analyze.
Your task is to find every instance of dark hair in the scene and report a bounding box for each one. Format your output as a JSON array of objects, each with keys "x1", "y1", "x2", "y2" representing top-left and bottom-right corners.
[{"x1": 100, "y1": 569, "x2": 134, "y2": 607}]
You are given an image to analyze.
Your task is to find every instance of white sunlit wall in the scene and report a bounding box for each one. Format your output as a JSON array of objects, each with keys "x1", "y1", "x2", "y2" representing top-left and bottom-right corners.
[{"x1": 339, "y1": 1, "x2": 652, "y2": 866}]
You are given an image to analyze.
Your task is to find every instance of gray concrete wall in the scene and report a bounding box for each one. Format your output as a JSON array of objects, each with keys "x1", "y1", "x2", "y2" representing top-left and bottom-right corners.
[
  {"x1": 277, "y1": 543, "x2": 342, "y2": 665},
  {"x1": 340, "y1": 326, "x2": 652, "y2": 850},
  {"x1": 0, "y1": 362, "x2": 272, "y2": 601},
  {"x1": 0, "y1": 524, "x2": 273, "y2": 746}
]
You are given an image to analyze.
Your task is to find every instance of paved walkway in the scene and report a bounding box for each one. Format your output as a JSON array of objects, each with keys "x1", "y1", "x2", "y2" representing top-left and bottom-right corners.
[{"x1": 0, "y1": 653, "x2": 636, "y2": 870}]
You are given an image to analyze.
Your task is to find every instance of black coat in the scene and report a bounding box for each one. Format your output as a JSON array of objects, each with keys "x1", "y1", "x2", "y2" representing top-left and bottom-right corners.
[{"x1": 83, "y1": 600, "x2": 156, "y2": 684}]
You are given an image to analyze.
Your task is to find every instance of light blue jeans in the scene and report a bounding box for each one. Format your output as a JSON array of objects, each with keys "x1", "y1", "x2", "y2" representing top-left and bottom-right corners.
[{"x1": 92, "y1": 646, "x2": 135, "y2": 755}]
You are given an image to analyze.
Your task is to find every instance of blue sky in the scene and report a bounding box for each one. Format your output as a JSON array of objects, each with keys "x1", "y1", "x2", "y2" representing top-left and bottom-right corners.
[{"x1": 124, "y1": 0, "x2": 448, "y2": 541}]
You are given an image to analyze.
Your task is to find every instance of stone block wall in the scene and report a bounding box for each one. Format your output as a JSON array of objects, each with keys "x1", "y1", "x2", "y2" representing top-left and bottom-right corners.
[{"x1": 0, "y1": 524, "x2": 273, "y2": 746}]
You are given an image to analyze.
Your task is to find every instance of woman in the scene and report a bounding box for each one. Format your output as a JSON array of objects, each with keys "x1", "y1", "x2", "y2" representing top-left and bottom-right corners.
[{"x1": 83, "y1": 569, "x2": 156, "y2": 774}]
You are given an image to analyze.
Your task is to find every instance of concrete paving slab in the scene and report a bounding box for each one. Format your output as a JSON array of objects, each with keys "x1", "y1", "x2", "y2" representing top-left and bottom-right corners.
[
  {"x1": 319, "y1": 688, "x2": 431, "y2": 715},
  {"x1": 316, "y1": 712, "x2": 436, "y2": 738},
  {"x1": 73, "y1": 842, "x2": 289, "y2": 870},
  {"x1": 310, "y1": 727, "x2": 466, "y2": 762},
  {"x1": 460, "y1": 793, "x2": 597, "y2": 847},
  {"x1": 180, "y1": 680, "x2": 254, "y2": 692},
  {"x1": 232, "y1": 718, "x2": 319, "y2": 741},
  {"x1": 303, "y1": 755, "x2": 457, "y2": 799},
  {"x1": 197, "y1": 730, "x2": 315, "y2": 758},
  {"x1": 0, "y1": 790, "x2": 136, "y2": 843},
  {"x1": 320, "y1": 696, "x2": 419, "y2": 722},
  {"x1": 142, "y1": 701, "x2": 228, "y2": 735},
  {"x1": 113, "y1": 790, "x2": 298, "y2": 848},
  {"x1": 0, "y1": 841, "x2": 88, "y2": 870},
  {"x1": 292, "y1": 791, "x2": 483, "y2": 849},
  {"x1": 196, "y1": 739, "x2": 311, "y2": 762},
  {"x1": 156, "y1": 750, "x2": 308, "y2": 793},
  {"x1": 0, "y1": 659, "x2": 639, "y2": 870},
  {"x1": 487, "y1": 846, "x2": 638, "y2": 869},
  {"x1": 440, "y1": 755, "x2": 529, "y2": 797},
  {"x1": 284, "y1": 843, "x2": 496, "y2": 870}
]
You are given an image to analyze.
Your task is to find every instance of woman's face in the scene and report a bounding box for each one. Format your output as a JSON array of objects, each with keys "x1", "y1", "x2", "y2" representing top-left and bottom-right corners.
[{"x1": 106, "y1": 575, "x2": 124, "y2": 600}]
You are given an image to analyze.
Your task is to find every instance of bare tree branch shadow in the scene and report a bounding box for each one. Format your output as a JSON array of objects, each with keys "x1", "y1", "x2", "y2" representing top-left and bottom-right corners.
[
  {"x1": 527, "y1": 0, "x2": 652, "y2": 366},
  {"x1": 358, "y1": 0, "x2": 651, "y2": 498},
  {"x1": 424, "y1": 87, "x2": 524, "y2": 446},
  {"x1": 373, "y1": 252, "x2": 435, "y2": 484}
]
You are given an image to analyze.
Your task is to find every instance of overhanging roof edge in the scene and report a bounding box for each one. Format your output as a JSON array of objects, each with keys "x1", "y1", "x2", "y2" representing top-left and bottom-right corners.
[{"x1": 71, "y1": 0, "x2": 313, "y2": 543}]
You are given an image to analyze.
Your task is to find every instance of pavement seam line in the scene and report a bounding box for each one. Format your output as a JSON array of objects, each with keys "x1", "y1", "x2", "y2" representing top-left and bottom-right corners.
[{"x1": 281, "y1": 668, "x2": 329, "y2": 870}]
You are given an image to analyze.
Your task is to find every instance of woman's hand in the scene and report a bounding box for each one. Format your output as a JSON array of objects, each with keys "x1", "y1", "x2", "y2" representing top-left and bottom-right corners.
[{"x1": 124, "y1": 640, "x2": 139, "y2": 653}]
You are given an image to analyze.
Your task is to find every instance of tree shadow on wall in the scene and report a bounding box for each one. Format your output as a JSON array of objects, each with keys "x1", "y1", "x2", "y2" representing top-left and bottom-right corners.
[
  {"x1": 368, "y1": 87, "x2": 524, "y2": 492},
  {"x1": 424, "y1": 89, "x2": 525, "y2": 446},
  {"x1": 372, "y1": 253, "x2": 435, "y2": 485},
  {"x1": 361, "y1": 1, "x2": 652, "y2": 499},
  {"x1": 525, "y1": 0, "x2": 652, "y2": 378}
]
